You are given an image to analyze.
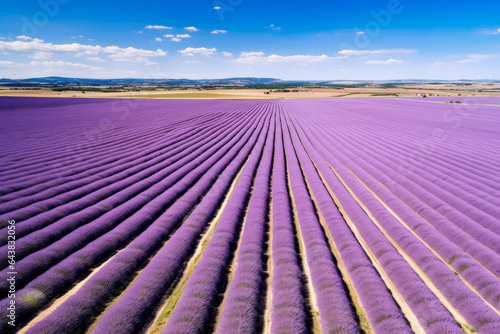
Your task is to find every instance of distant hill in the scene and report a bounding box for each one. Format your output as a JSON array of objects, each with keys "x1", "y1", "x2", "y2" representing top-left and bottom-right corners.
[
  {"x1": 0, "y1": 76, "x2": 292, "y2": 86},
  {"x1": 0, "y1": 76, "x2": 498, "y2": 87}
]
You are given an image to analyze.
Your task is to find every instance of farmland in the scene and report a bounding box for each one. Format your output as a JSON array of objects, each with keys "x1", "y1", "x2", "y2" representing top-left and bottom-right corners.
[{"x1": 1, "y1": 96, "x2": 500, "y2": 333}]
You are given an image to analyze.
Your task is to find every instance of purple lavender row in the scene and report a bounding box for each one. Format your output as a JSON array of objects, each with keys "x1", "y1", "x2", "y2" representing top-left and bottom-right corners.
[
  {"x1": 296, "y1": 113, "x2": 500, "y2": 332},
  {"x1": 0, "y1": 102, "x2": 268, "y2": 333},
  {"x1": 215, "y1": 109, "x2": 275, "y2": 334},
  {"x1": 0, "y1": 96, "x2": 110, "y2": 110},
  {"x1": 284, "y1": 112, "x2": 423, "y2": 333},
  {"x1": 290, "y1": 111, "x2": 465, "y2": 333},
  {"x1": 281, "y1": 112, "x2": 360, "y2": 333},
  {"x1": 300, "y1": 109, "x2": 500, "y2": 261},
  {"x1": 311, "y1": 109, "x2": 500, "y2": 232},
  {"x1": 0, "y1": 106, "x2": 247, "y2": 232},
  {"x1": 308, "y1": 104, "x2": 500, "y2": 209},
  {"x1": 292, "y1": 99, "x2": 498, "y2": 228},
  {"x1": 0, "y1": 106, "x2": 251, "y2": 268},
  {"x1": 300, "y1": 107, "x2": 500, "y2": 253},
  {"x1": 0, "y1": 108, "x2": 226, "y2": 203},
  {"x1": 317, "y1": 124, "x2": 500, "y2": 272},
  {"x1": 309, "y1": 99, "x2": 500, "y2": 192},
  {"x1": 349, "y1": 98, "x2": 500, "y2": 162},
  {"x1": 0, "y1": 102, "x2": 221, "y2": 187},
  {"x1": 305, "y1": 119, "x2": 500, "y2": 308},
  {"x1": 0, "y1": 103, "x2": 261, "y2": 294},
  {"x1": 329, "y1": 107, "x2": 500, "y2": 205},
  {"x1": 161, "y1": 107, "x2": 273, "y2": 334},
  {"x1": 267, "y1": 111, "x2": 308, "y2": 334},
  {"x1": 0, "y1": 100, "x2": 227, "y2": 184},
  {"x1": 27, "y1": 102, "x2": 269, "y2": 334},
  {"x1": 0, "y1": 99, "x2": 224, "y2": 163},
  {"x1": 310, "y1": 99, "x2": 500, "y2": 182}
]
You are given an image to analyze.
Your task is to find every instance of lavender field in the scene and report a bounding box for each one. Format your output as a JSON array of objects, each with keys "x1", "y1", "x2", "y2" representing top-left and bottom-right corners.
[{"x1": 1, "y1": 96, "x2": 500, "y2": 334}]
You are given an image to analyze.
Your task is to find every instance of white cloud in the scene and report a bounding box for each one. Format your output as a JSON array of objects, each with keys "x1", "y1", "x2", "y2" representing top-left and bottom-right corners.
[
  {"x1": 155, "y1": 37, "x2": 162, "y2": 41},
  {"x1": 356, "y1": 31, "x2": 365, "y2": 35},
  {"x1": 211, "y1": 29, "x2": 227, "y2": 34},
  {"x1": 235, "y1": 52, "x2": 335, "y2": 64},
  {"x1": 176, "y1": 34, "x2": 191, "y2": 38},
  {"x1": 163, "y1": 34, "x2": 174, "y2": 38},
  {"x1": 454, "y1": 54, "x2": 500, "y2": 64},
  {"x1": 16, "y1": 35, "x2": 32, "y2": 40},
  {"x1": 221, "y1": 51, "x2": 232, "y2": 57},
  {"x1": 483, "y1": 28, "x2": 500, "y2": 35},
  {"x1": 0, "y1": 60, "x2": 15, "y2": 66},
  {"x1": 366, "y1": 58, "x2": 406, "y2": 64},
  {"x1": 135, "y1": 31, "x2": 143, "y2": 34},
  {"x1": 33, "y1": 60, "x2": 104, "y2": 71},
  {"x1": 432, "y1": 54, "x2": 500, "y2": 66},
  {"x1": 87, "y1": 57, "x2": 105, "y2": 62},
  {"x1": 29, "y1": 51, "x2": 53, "y2": 59},
  {"x1": 179, "y1": 47, "x2": 217, "y2": 56},
  {"x1": 213, "y1": 6, "x2": 221, "y2": 10},
  {"x1": 265, "y1": 24, "x2": 281, "y2": 31},
  {"x1": 338, "y1": 48, "x2": 417, "y2": 56},
  {"x1": 171, "y1": 38, "x2": 182, "y2": 42},
  {"x1": 240, "y1": 51, "x2": 265, "y2": 57},
  {"x1": 184, "y1": 26, "x2": 199, "y2": 32},
  {"x1": 145, "y1": 25, "x2": 172, "y2": 30},
  {"x1": 0, "y1": 38, "x2": 167, "y2": 63}
]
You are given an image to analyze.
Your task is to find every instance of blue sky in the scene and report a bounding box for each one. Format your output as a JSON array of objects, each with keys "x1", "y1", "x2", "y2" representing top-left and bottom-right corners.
[{"x1": 0, "y1": 0, "x2": 499, "y2": 80}]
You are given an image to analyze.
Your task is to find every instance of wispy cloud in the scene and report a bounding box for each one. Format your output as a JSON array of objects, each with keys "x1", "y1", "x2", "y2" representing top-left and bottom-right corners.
[
  {"x1": 163, "y1": 34, "x2": 174, "y2": 38},
  {"x1": 482, "y1": 27, "x2": 500, "y2": 35},
  {"x1": 339, "y1": 48, "x2": 417, "y2": 56},
  {"x1": 176, "y1": 34, "x2": 191, "y2": 38},
  {"x1": 145, "y1": 25, "x2": 172, "y2": 30},
  {"x1": 366, "y1": 58, "x2": 406, "y2": 65},
  {"x1": 184, "y1": 26, "x2": 199, "y2": 32},
  {"x1": 454, "y1": 53, "x2": 500, "y2": 64},
  {"x1": 213, "y1": 6, "x2": 221, "y2": 10},
  {"x1": 87, "y1": 57, "x2": 105, "y2": 62},
  {"x1": 235, "y1": 51, "x2": 337, "y2": 64},
  {"x1": 29, "y1": 51, "x2": 53, "y2": 59},
  {"x1": 16, "y1": 35, "x2": 32, "y2": 40},
  {"x1": 221, "y1": 51, "x2": 232, "y2": 57},
  {"x1": 179, "y1": 47, "x2": 217, "y2": 56},
  {"x1": 265, "y1": 24, "x2": 281, "y2": 31},
  {"x1": 32, "y1": 60, "x2": 104, "y2": 71},
  {"x1": 155, "y1": 37, "x2": 162, "y2": 42},
  {"x1": 432, "y1": 53, "x2": 500, "y2": 66},
  {"x1": 211, "y1": 29, "x2": 227, "y2": 34},
  {"x1": 171, "y1": 38, "x2": 182, "y2": 42}
]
